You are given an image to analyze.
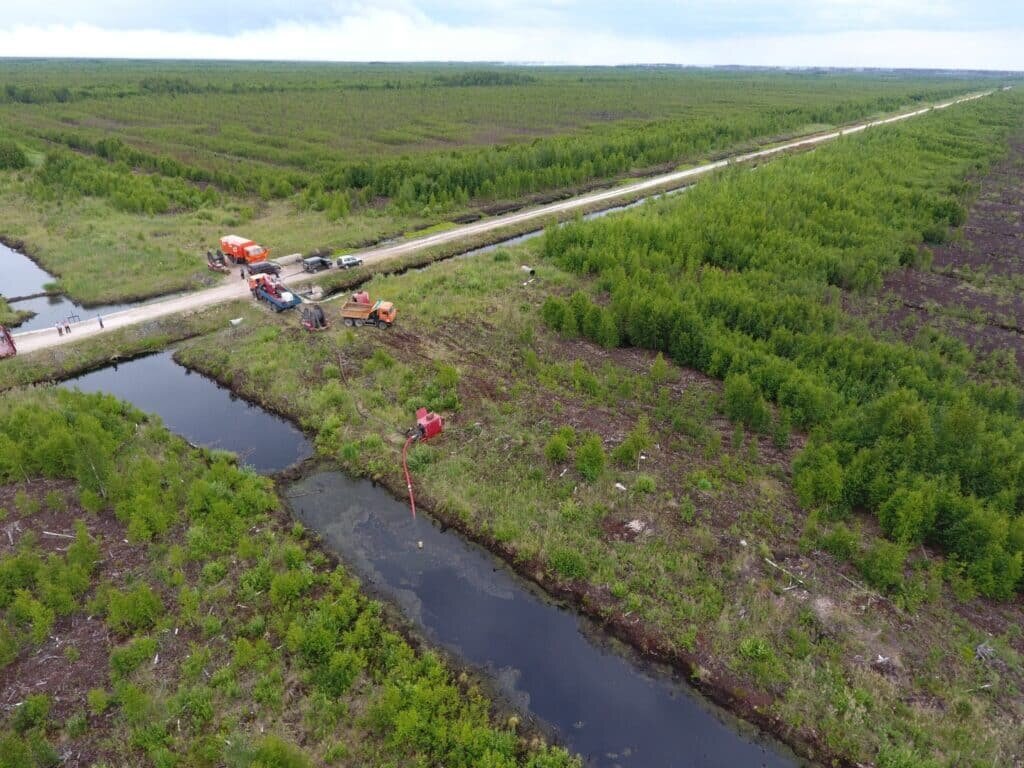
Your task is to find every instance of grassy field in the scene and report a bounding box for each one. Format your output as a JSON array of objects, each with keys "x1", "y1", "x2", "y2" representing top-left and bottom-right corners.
[
  {"x1": 169, "y1": 89, "x2": 1024, "y2": 767},
  {"x1": 0, "y1": 62, "x2": 1011, "y2": 304},
  {"x1": 0, "y1": 387, "x2": 578, "y2": 767}
]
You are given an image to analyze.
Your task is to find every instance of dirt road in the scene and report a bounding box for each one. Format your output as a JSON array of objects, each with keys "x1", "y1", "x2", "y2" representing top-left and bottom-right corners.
[{"x1": 10, "y1": 89, "x2": 994, "y2": 357}]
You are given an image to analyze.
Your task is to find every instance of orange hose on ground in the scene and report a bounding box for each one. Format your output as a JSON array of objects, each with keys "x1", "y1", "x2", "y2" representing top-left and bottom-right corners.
[{"x1": 402, "y1": 434, "x2": 417, "y2": 518}]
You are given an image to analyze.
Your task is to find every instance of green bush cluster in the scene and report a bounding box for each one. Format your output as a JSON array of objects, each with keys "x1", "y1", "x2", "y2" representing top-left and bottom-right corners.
[
  {"x1": 30, "y1": 149, "x2": 219, "y2": 215},
  {"x1": 575, "y1": 434, "x2": 606, "y2": 482},
  {"x1": 541, "y1": 93, "x2": 1024, "y2": 597},
  {"x1": 0, "y1": 140, "x2": 27, "y2": 170},
  {"x1": 0, "y1": 521, "x2": 100, "y2": 664},
  {"x1": 0, "y1": 388, "x2": 578, "y2": 768},
  {"x1": 541, "y1": 292, "x2": 619, "y2": 348}
]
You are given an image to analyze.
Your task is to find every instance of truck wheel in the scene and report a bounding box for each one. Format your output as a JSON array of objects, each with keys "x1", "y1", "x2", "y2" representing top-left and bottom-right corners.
[
  {"x1": 378, "y1": 322, "x2": 391, "y2": 329},
  {"x1": 354, "y1": 319, "x2": 364, "y2": 327},
  {"x1": 344, "y1": 318, "x2": 355, "y2": 327}
]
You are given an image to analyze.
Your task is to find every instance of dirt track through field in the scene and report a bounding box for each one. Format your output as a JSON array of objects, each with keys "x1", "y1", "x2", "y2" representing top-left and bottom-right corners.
[{"x1": 10, "y1": 89, "x2": 996, "y2": 357}]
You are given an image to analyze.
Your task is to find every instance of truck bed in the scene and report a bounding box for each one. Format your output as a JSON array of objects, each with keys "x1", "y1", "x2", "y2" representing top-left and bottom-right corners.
[
  {"x1": 257, "y1": 286, "x2": 301, "y2": 311},
  {"x1": 340, "y1": 300, "x2": 376, "y2": 319}
]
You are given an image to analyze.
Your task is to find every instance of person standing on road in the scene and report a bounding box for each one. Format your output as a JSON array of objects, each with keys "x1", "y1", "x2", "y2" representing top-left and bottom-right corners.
[
  {"x1": 64, "y1": 321, "x2": 71, "y2": 334},
  {"x1": 240, "y1": 266, "x2": 246, "y2": 279},
  {"x1": 98, "y1": 315, "x2": 104, "y2": 329},
  {"x1": 56, "y1": 323, "x2": 63, "y2": 337}
]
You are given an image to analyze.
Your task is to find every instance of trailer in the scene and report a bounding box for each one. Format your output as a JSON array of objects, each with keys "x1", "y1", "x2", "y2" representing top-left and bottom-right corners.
[
  {"x1": 340, "y1": 294, "x2": 396, "y2": 328},
  {"x1": 0, "y1": 326, "x2": 15, "y2": 359},
  {"x1": 248, "y1": 275, "x2": 302, "y2": 312}
]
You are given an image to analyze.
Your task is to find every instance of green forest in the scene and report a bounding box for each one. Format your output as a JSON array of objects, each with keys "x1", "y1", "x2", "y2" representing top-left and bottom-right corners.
[
  {"x1": 0, "y1": 388, "x2": 576, "y2": 767},
  {"x1": 0, "y1": 64, "x2": 997, "y2": 216},
  {"x1": 540, "y1": 90, "x2": 1024, "y2": 598}
]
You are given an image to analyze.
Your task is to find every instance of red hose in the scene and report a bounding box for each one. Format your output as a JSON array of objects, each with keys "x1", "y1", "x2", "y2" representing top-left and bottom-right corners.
[{"x1": 402, "y1": 434, "x2": 417, "y2": 518}]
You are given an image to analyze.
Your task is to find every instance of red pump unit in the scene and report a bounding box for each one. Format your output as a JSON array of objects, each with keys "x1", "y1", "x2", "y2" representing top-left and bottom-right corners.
[
  {"x1": 401, "y1": 408, "x2": 445, "y2": 518},
  {"x1": 415, "y1": 407, "x2": 444, "y2": 441}
]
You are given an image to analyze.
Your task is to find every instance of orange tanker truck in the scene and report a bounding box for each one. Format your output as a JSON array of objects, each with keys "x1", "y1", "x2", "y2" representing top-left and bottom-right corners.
[{"x1": 219, "y1": 235, "x2": 270, "y2": 265}]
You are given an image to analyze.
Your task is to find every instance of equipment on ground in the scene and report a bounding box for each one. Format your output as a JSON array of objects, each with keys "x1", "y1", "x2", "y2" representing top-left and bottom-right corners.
[
  {"x1": 207, "y1": 249, "x2": 230, "y2": 273},
  {"x1": 302, "y1": 255, "x2": 333, "y2": 273},
  {"x1": 248, "y1": 274, "x2": 302, "y2": 312},
  {"x1": 402, "y1": 407, "x2": 445, "y2": 518},
  {"x1": 300, "y1": 304, "x2": 328, "y2": 331},
  {"x1": 0, "y1": 326, "x2": 16, "y2": 359},
  {"x1": 219, "y1": 235, "x2": 270, "y2": 265},
  {"x1": 340, "y1": 293, "x2": 396, "y2": 328}
]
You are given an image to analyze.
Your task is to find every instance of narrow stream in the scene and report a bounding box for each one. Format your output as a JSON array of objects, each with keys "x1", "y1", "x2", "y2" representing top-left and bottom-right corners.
[
  {"x1": 289, "y1": 472, "x2": 797, "y2": 768},
  {"x1": 59, "y1": 350, "x2": 312, "y2": 473},
  {"x1": 57, "y1": 351, "x2": 800, "y2": 768}
]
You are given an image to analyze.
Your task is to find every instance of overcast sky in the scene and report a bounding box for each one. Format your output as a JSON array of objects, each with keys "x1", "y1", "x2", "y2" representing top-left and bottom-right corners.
[{"x1": 0, "y1": 1, "x2": 1020, "y2": 69}]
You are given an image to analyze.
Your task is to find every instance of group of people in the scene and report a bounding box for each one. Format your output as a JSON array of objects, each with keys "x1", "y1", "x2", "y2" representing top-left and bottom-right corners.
[{"x1": 55, "y1": 315, "x2": 104, "y2": 337}]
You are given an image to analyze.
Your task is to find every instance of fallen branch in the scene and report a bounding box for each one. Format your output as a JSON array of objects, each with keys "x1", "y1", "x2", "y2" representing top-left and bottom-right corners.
[{"x1": 763, "y1": 557, "x2": 807, "y2": 587}]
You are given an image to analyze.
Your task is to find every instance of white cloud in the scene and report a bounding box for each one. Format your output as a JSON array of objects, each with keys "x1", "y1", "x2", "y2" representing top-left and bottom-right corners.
[{"x1": 0, "y1": 9, "x2": 1020, "y2": 69}]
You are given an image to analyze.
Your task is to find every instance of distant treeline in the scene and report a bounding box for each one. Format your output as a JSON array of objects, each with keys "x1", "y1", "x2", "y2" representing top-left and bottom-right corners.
[{"x1": 0, "y1": 70, "x2": 536, "y2": 105}]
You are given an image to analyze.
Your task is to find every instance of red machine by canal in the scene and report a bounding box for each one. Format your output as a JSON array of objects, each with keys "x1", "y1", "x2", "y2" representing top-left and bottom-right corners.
[
  {"x1": 0, "y1": 326, "x2": 16, "y2": 359},
  {"x1": 401, "y1": 407, "x2": 445, "y2": 519}
]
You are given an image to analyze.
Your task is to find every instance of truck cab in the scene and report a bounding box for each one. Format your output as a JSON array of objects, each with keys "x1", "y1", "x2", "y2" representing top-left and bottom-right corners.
[{"x1": 220, "y1": 235, "x2": 270, "y2": 264}]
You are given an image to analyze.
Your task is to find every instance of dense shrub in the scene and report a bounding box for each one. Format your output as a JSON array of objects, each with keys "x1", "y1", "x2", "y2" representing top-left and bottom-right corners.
[
  {"x1": 549, "y1": 548, "x2": 589, "y2": 580},
  {"x1": 575, "y1": 434, "x2": 606, "y2": 481},
  {"x1": 0, "y1": 140, "x2": 27, "y2": 170},
  {"x1": 723, "y1": 373, "x2": 771, "y2": 432},
  {"x1": 544, "y1": 434, "x2": 569, "y2": 464},
  {"x1": 858, "y1": 540, "x2": 907, "y2": 592},
  {"x1": 106, "y1": 584, "x2": 163, "y2": 636}
]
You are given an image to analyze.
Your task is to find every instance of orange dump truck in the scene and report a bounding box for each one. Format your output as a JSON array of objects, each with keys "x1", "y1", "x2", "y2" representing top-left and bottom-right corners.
[
  {"x1": 219, "y1": 235, "x2": 270, "y2": 265},
  {"x1": 341, "y1": 292, "x2": 396, "y2": 329}
]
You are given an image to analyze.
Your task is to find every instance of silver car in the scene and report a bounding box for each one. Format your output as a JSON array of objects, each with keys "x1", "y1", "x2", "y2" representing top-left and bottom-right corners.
[{"x1": 337, "y1": 254, "x2": 364, "y2": 269}]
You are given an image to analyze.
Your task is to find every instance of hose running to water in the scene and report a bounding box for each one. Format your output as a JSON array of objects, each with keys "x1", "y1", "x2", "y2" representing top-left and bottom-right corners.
[{"x1": 402, "y1": 434, "x2": 418, "y2": 518}]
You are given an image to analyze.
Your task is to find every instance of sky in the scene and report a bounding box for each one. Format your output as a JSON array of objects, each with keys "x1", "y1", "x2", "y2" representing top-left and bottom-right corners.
[{"x1": 0, "y1": 1, "x2": 1021, "y2": 70}]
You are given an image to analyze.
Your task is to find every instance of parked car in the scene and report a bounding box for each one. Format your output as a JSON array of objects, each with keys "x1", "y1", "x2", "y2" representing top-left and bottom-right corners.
[
  {"x1": 337, "y1": 254, "x2": 364, "y2": 270},
  {"x1": 248, "y1": 260, "x2": 282, "y2": 277},
  {"x1": 302, "y1": 256, "x2": 333, "y2": 273}
]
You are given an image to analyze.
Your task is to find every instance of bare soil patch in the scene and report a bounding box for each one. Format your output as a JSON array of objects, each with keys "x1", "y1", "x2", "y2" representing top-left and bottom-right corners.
[
  {"x1": 0, "y1": 480, "x2": 147, "y2": 766},
  {"x1": 862, "y1": 135, "x2": 1024, "y2": 371}
]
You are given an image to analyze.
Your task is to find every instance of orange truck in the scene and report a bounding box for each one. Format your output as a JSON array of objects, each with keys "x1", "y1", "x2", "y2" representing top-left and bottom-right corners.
[
  {"x1": 219, "y1": 235, "x2": 270, "y2": 265},
  {"x1": 341, "y1": 292, "x2": 396, "y2": 328}
]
